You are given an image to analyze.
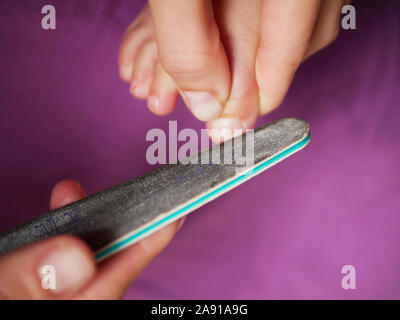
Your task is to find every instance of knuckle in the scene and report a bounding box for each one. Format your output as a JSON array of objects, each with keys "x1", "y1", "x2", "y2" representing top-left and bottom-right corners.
[
  {"x1": 159, "y1": 31, "x2": 221, "y2": 78},
  {"x1": 160, "y1": 49, "x2": 216, "y2": 78}
]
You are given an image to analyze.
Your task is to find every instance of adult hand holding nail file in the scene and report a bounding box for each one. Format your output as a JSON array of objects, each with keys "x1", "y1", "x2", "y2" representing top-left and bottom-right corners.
[{"x1": 0, "y1": 118, "x2": 310, "y2": 261}]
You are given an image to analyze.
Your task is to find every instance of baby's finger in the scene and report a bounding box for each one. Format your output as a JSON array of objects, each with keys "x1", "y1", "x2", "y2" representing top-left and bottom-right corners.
[
  {"x1": 256, "y1": 0, "x2": 321, "y2": 115},
  {"x1": 148, "y1": 0, "x2": 230, "y2": 122},
  {"x1": 305, "y1": 0, "x2": 344, "y2": 59},
  {"x1": 130, "y1": 41, "x2": 158, "y2": 100},
  {"x1": 118, "y1": 5, "x2": 154, "y2": 82},
  {"x1": 147, "y1": 63, "x2": 179, "y2": 116}
]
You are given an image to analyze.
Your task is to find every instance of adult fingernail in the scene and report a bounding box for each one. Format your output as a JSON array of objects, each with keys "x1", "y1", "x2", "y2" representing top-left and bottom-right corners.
[
  {"x1": 207, "y1": 117, "x2": 244, "y2": 143},
  {"x1": 147, "y1": 95, "x2": 160, "y2": 113},
  {"x1": 183, "y1": 91, "x2": 222, "y2": 121},
  {"x1": 38, "y1": 247, "x2": 94, "y2": 294}
]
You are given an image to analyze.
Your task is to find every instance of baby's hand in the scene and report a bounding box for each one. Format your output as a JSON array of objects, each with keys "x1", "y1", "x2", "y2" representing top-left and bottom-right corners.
[{"x1": 119, "y1": 0, "x2": 346, "y2": 142}]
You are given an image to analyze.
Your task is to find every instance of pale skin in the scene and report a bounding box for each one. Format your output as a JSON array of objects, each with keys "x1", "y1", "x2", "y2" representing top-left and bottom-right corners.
[
  {"x1": 1, "y1": 0, "x2": 346, "y2": 299},
  {"x1": 119, "y1": 0, "x2": 349, "y2": 142}
]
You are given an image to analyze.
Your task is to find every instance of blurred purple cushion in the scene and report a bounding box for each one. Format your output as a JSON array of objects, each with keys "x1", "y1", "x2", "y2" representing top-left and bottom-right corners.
[{"x1": 0, "y1": 0, "x2": 399, "y2": 299}]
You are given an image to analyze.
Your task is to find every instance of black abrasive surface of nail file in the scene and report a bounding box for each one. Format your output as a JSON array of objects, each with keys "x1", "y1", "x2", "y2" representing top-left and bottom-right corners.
[{"x1": 0, "y1": 118, "x2": 310, "y2": 260}]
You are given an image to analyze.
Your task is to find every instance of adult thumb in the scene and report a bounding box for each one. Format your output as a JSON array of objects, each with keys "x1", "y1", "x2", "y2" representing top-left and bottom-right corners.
[
  {"x1": 149, "y1": 0, "x2": 230, "y2": 122},
  {"x1": 0, "y1": 235, "x2": 96, "y2": 299}
]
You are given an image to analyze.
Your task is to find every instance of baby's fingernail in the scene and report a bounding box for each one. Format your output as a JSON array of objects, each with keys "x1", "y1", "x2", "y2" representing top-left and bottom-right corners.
[
  {"x1": 130, "y1": 78, "x2": 149, "y2": 99},
  {"x1": 38, "y1": 247, "x2": 94, "y2": 294},
  {"x1": 119, "y1": 65, "x2": 132, "y2": 82},
  {"x1": 259, "y1": 93, "x2": 278, "y2": 115},
  {"x1": 183, "y1": 91, "x2": 222, "y2": 121},
  {"x1": 130, "y1": 78, "x2": 138, "y2": 93},
  {"x1": 147, "y1": 95, "x2": 160, "y2": 113},
  {"x1": 207, "y1": 117, "x2": 244, "y2": 143}
]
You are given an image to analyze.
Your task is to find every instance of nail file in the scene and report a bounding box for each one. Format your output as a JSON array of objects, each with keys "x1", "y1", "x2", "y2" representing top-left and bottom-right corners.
[{"x1": 0, "y1": 118, "x2": 310, "y2": 261}]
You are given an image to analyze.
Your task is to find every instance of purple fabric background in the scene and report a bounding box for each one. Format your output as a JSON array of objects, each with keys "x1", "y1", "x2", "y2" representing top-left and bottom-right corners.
[{"x1": 0, "y1": 0, "x2": 399, "y2": 299}]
